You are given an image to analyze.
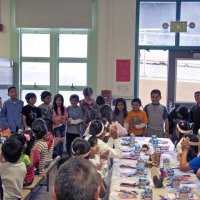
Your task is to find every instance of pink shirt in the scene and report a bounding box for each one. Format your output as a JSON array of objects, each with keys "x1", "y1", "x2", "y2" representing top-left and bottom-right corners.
[
  {"x1": 23, "y1": 149, "x2": 40, "y2": 184},
  {"x1": 52, "y1": 107, "x2": 68, "y2": 129}
]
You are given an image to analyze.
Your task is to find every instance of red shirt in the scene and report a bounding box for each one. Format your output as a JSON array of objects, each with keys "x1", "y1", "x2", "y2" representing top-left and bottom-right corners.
[{"x1": 23, "y1": 149, "x2": 40, "y2": 184}]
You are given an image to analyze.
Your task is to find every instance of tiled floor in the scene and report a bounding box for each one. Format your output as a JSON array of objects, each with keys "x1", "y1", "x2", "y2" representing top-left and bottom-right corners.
[{"x1": 31, "y1": 168, "x2": 57, "y2": 200}]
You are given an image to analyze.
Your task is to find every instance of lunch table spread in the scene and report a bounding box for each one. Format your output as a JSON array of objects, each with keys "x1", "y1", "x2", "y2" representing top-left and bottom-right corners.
[{"x1": 109, "y1": 137, "x2": 200, "y2": 200}]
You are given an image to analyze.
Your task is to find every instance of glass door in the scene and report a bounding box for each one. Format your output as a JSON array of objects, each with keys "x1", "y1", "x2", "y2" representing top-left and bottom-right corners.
[
  {"x1": 168, "y1": 50, "x2": 200, "y2": 110},
  {"x1": 139, "y1": 50, "x2": 168, "y2": 107}
]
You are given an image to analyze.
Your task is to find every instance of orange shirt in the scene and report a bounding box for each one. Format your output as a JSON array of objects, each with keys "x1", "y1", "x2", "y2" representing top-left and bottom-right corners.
[{"x1": 124, "y1": 110, "x2": 148, "y2": 135}]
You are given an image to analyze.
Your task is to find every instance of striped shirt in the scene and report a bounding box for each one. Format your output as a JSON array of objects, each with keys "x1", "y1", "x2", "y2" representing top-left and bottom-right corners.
[
  {"x1": 36, "y1": 139, "x2": 48, "y2": 173},
  {"x1": 45, "y1": 132, "x2": 54, "y2": 165}
]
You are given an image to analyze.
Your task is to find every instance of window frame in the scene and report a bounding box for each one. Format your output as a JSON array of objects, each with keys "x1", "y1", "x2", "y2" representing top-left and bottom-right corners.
[{"x1": 19, "y1": 29, "x2": 89, "y2": 99}]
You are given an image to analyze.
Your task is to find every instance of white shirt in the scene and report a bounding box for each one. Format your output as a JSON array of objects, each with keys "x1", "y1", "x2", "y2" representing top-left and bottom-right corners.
[{"x1": 0, "y1": 162, "x2": 26, "y2": 199}]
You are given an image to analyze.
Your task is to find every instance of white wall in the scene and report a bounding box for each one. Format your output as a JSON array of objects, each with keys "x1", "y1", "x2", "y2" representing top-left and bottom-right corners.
[
  {"x1": 97, "y1": 0, "x2": 136, "y2": 97},
  {"x1": 0, "y1": 0, "x2": 137, "y2": 98},
  {"x1": 0, "y1": 0, "x2": 10, "y2": 58}
]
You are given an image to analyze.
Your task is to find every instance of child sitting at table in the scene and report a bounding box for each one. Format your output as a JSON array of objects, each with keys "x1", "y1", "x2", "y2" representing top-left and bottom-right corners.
[
  {"x1": 88, "y1": 120, "x2": 122, "y2": 159},
  {"x1": 0, "y1": 138, "x2": 26, "y2": 199},
  {"x1": 88, "y1": 135, "x2": 101, "y2": 169},
  {"x1": 180, "y1": 135, "x2": 200, "y2": 174},
  {"x1": 71, "y1": 138, "x2": 106, "y2": 198},
  {"x1": 23, "y1": 130, "x2": 40, "y2": 186},
  {"x1": 32, "y1": 118, "x2": 48, "y2": 176},
  {"x1": 175, "y1": 120, "x2": 194, "y2": 159}
]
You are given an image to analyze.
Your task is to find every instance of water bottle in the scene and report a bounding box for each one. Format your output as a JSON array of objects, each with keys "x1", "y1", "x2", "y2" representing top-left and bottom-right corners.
[
  {"x1": 166, "y1": 167, "x2": 174, "y2": 179},
  {"x1": 152, "y1": 135, "x2": 158, "y2": 147},
  {"x1": 129, "y1": 133, "x2": 135, "y2": 147},
  {"x1": 138, "y1": 175, "x2": 146, "y2": 189},
  {"x1": 144, "y1": 187, "x2": 153, "y2": 200},
  {"x1": 134, "y1": 144, "x2": 141, "y2": 158}
]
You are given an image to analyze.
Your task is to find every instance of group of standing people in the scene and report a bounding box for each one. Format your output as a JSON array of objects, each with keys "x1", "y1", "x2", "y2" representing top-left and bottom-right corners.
[{"x1": 1, "y1": 85, "x2": 200, "y2": 199}]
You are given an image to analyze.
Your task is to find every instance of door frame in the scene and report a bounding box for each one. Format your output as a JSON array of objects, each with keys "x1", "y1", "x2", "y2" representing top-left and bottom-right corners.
[{"x1": 167, "y1": 50, "x2": 198, "y2": 110}]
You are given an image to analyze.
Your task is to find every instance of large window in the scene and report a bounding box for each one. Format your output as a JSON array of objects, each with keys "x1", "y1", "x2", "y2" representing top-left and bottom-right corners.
[
  {"x1": 20, "y1": 30, "x2": 88, "y2": 106},
  {"x1": 139, "y1": 2, "x2": 176, "y2": 46},
  {"x1": 137, "y1": 1, "x2": 200, "y2": 107},
  {"x1": 180, "y1": 2, "x2": 200, "y2": 46}
]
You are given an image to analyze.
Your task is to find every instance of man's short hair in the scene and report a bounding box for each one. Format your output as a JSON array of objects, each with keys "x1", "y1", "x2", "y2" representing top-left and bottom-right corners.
[
  {"x1": 54, "y1": 157, "x2": 100, "y2": 200},
  {"x1": 2, "y1": 138, "x2": 23, "y2": 163}
]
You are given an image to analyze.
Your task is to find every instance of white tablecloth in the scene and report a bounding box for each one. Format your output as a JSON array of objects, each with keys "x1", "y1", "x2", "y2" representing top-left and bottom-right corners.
[{"x1": 109, "y1": 137, "x2": 200, "y2": 200}]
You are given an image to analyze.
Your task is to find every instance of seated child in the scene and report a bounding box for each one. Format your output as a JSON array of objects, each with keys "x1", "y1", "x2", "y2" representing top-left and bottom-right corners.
[
  {"x1": 88, "y1": 136, "x2": 101, "y2": 170},
  {"x1": 11, "y1": 133, "x2": 31, "y2": 166},
  {"x1": 0, "y1": 138, "x2": 26, "y2": 199},
  {"x1": 175, "y1": 120, "x2": 194, "y2": 159},
  {"x1": 32, "y1": 118, "x2": 64, "y2": 173},
  {"x1": 71, "y1": 138, "x2": 105, "y2": 198},
  {"x1": 23, "y1": 131, "x2": 40, "y2": 186},
  {"x1": 88, "y1": 120, "x2": 122, "y2": 159},
  {"x1": 32, "y1": 118, "x2": 48, "y2": 176},
  {"x1": 180, "y1": 135, "x2": 200, "y2": 173}
]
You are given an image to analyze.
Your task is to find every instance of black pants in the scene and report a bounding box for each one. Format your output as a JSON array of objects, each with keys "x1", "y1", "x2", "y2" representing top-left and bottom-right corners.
[{"x1": 66, "y1": 133, "x2": 80, "y2": 155}]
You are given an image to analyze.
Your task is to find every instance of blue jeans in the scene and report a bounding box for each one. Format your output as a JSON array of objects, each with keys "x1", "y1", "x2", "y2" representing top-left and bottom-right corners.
[{"x1": 53, "y1": 125, "x2": 65, "y2": 157}]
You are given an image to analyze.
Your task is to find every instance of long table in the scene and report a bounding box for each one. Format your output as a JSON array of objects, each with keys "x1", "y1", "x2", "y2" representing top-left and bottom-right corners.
[{"x1": 109, "y1": 137, "x2": 200, "y2": 200}]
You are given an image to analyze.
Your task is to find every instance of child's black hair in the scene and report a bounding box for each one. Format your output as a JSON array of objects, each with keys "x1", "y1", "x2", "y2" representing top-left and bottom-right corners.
[
  {"x1": 175, "y1": 120, "x2": 193, "y2": 148},
  {"x1": 2, "y1": 138, "x2": 23, "y2": 163},
  {"x1": 41, "y1": 91, "x2": 52, "y2": 101},
  {"x1": 100, "y1": 105, "x2": 113, "y2": 123},
  {"x1": 113, "y1": 98, "x2": 128, "y2": 118},
  {"x1": 57, "y1": 155, "x2": 70, "y2": 170},
  {"x1": 53, "y1": 94, "x2": 65, "y2": 115},
  {"x1": 151, "y1": 89, "x2": 161, "y2": 97},
  {"x1": 89, "y1": 120, "x2": 104, "y2": 137},
  {"x1": 184, "y1": 134, "x2": 199, "y2": 162},
  {"x1": 96, "y1": 96, "x2": 105, "y2": 106},
  {"x1": 71, "y1": 138, "x2": 91, "y2": 159},
  {"x1": 11, "y1": 133, "x2": 26, "y2": 150},
  {"x1": 7, "y1": 86, "x2": 16, "y2": 93},
  {"x1": 69, "y1": 94, "x2": 79, "y2": 102},
  {"x1": 88, "y1": 135, "x2": 98, "y2": 147},
  {"x1": 131, "y1": 98, "x2": 142, "y2": 106},
  {"x1": 24, "y1": 131, "x2": 36, "y2": 156},
  {"x1": 194, "y1": 91, "x2": 200, "y2": 96},
  {"x1": 32, "y1": 118, "x2": 48, "y2": 140},
  {"x1": 177, "y1": 105, "x2": 189, "y2": 121},
  {"x1": 83, "y1": 87, "x2": 93, "y2": 97},
  {"x1": 25, "y1": 93, "x2": 37, "y2": 102}
]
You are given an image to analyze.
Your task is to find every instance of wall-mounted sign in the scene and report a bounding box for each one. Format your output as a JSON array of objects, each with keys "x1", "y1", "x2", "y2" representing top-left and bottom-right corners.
[
  {"x1": 116, "y1": 59, "x2": 130, "y2": 82},
  {"x1": 170, "y1": 21, "x2": 187, "y2": 32}
]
